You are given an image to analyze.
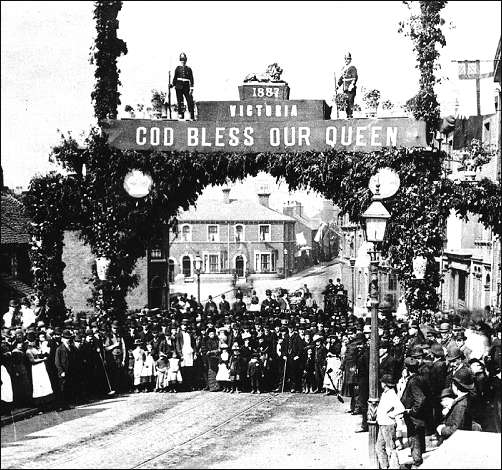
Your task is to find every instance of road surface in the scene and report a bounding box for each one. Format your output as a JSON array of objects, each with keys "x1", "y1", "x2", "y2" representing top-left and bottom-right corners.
[{"x1": 2, "y1": 391, "x2": 369, "y2": 469}]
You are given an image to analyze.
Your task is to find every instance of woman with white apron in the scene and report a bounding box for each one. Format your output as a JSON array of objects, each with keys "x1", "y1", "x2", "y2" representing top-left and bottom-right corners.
[{"x1": 25, "y1": 332, "x2": 53, "y2": 409}]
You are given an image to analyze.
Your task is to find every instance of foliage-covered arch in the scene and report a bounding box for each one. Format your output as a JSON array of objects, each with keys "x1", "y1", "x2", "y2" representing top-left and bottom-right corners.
[{"x1": 23, "y1": 0, "x2": 501, "y2": 325}]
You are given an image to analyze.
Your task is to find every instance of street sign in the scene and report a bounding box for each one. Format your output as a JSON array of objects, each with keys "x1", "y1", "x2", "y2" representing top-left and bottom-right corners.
[{"x1": 103, "y1": 117, "x2": 427, "y2": 153}]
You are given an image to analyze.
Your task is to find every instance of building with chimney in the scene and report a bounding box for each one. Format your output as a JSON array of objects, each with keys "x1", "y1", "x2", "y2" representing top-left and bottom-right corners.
[
  {"x1": 0, "y1": 168, "x2": 35, "y2": 312},
  {"x1": 145, "y1": 186, "x2": 297, "y2": 307}
]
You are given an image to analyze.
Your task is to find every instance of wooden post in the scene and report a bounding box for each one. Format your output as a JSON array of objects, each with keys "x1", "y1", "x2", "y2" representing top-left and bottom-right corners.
[
  {"x1": 476, "y1": 60, "x2": 481, "y2": 116},
  {"x1": 368, "y1": 252, "x2": 380, "y2": 468}
]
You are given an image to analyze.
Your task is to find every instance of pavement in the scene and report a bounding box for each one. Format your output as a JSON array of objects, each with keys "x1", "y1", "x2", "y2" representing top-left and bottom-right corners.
[{"x1": 1, "y1": 390, "x2": 369, "y2": 469}]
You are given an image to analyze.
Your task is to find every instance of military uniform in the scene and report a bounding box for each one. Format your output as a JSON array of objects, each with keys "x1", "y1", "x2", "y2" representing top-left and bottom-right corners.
[
  {"x1": 337, "y1": 64, "x2": 358, "y2": 118},
  {"x1": 173, "y1": 64, "x2": 195, "y2": 120}
]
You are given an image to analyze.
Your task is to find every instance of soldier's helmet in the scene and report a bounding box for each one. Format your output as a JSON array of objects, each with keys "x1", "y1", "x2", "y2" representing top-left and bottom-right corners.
[
  {"x1": 344, "y1": 51, "x2": 352, "y2": 60},
  {"x1": 179, "y1": 52, "x2": 187, "y2": 61}
]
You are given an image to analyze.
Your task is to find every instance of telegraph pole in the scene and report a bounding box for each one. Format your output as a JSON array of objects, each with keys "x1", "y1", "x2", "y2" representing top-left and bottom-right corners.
[{"x1": 454, "y1": 59, "x2": 494, "y2": 116}]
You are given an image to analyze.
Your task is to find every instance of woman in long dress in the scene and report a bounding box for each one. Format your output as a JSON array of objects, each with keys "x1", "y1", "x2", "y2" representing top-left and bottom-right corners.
[
  {"x1": 10, "y1": 340, "x2": 32, "y2": 407},
  {"x1": 1, "y1": 359, "x2": 14, "y2": 414},
  {"x1": 25, "y1": 332, "x2": 53, "y2": 409},
  {"x1": 324, "y1": 344, "x2": 343, "y2": 395}
]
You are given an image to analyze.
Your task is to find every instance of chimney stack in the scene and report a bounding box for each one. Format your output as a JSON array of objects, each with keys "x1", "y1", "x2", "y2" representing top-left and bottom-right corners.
[
  {"x1": 257, "y1": 183, "x2": 270, "y2": 208},
  {"x1": 222, "y1": 187, "x2": 231, "y2": 204}
]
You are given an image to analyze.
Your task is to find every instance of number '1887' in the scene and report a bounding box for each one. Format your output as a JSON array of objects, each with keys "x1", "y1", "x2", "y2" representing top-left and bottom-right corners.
[{"x1": 252, "y1": 87, "x2": 280, "y2": 98}]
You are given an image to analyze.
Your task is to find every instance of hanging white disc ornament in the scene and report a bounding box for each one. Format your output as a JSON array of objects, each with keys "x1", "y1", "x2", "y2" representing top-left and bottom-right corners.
[
  {"x1": 123, "y1": 170, "x2": 153, "y2": 198},
  {"x1": 412, "y1": 255, "x2": 427, "y2": 280},
  {"x1": 96, "y1": 257, "x2": 111, "y2": 280},
  {"x1": 369, "y1": 168, "x2": 401, "y2": 199}
]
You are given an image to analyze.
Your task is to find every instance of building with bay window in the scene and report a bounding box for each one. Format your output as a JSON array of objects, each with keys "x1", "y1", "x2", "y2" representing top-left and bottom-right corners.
[{"x1": 146, "y1": 187, "x2": 297, "y2": 307}]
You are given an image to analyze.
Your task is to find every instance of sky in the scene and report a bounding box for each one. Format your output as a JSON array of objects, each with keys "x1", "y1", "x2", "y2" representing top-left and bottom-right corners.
[{"x1": 1, "y1": 1, "x2": 501, "y2": 214}]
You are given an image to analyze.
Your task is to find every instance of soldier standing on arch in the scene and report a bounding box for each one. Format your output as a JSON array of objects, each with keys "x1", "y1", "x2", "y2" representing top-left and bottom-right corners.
[
  {"x1": 337, "y1": 52, "x2": 358, "y2": 118},
  {"x1": 170, "y1": 52, "x2": 195, "y2": 121}
]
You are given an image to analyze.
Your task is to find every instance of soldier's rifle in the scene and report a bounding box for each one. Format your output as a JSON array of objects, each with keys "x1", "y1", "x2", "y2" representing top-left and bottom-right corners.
[
  {"x1": 168, "y1": 70, "x2": 172, "y2": 119},
  {"x1": 333, "y1": 72, "x2": 339, "y2": 119}
]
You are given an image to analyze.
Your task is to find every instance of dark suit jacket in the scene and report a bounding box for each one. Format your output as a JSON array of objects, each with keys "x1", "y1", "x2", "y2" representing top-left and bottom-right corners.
[
  {"x1": 440, "y1": 394, "x2": 472, "y2": 439},
  {"x1": 174, "y1": 331, "x2": 196, "y2": 359},
  {"x1": 401, "y1": 374, "x2": 427, "y2": 428},
  {"x1": 430, "y1": 359, "x2": 448, "y2": 397},
  {"x1": 55, "y1": 343, "x2": 73, "y2": 378}
]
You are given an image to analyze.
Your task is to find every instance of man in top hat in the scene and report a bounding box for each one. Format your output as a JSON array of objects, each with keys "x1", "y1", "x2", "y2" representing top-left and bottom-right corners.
[
  {"x1": 103, "y1": 320, "x2": 127, "y2": 393},
  {"x1": 285, "y1": 322, "x2": 304, "y2": 393},
  {"x1": 355, "y1": 332, "x2": 370, "y2": 432},
  {"x1": 436, "y1": 368, "x2": 474, "y2": 442},
  {"x1": 54, "y1": 329, "x2": 75, "y2": 410},
  {"x1": 337, "y1": 52, "x2": 358, "y2": 118},
  {"x1": 398, "y1": 356, "x2": 427, "y2": 467},
  {"x1": 170, "y1": 52, "x2": 195, "y2": 120},
  {"x1": 261, "y1": 289, "x2": 279, "y2": 316},
  {"x1": 175, "y1": 318, "x2": 197, "y2": 391}
]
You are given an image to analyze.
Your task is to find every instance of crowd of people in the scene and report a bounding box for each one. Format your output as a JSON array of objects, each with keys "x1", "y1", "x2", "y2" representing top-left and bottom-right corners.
[{"x1": 1, "y1": 279, "x2": 501, "y2": 469}]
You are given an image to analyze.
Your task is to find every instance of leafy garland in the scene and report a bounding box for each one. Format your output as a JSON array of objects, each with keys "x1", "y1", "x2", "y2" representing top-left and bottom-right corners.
[
  {"x1": 399, "y1": 0, "x2": 448, "y2": 142},
  {"x1": 89, "y1": 0, "x2": 127, "y2": 122},
  {"x1": 23, "y1": 0, "x2": 501, "y2": 325}
]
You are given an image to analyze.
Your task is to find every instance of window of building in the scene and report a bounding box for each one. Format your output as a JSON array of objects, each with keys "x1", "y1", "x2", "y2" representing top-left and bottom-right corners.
[
  {"x1": 181, "y1": 225, "x2": 191, "y2": 242},
  {"x1": 150, "y1": 247, "x2": 163, "y2": 259},
  {"x1": 255, "y1": 252, "x2": 276, "y2": 273},
  {"x1": 235, "y1": 255, "x2": 244, "y2": 277},
  {"x1": 458, "y1": 272, "x2": 467, "y2": 301},
  {"x1": 182, "y1": 256, "x2": 191, "y2": 277},
  {"x1": 388, "y1": 274, "x2": 397, "y2": 291},
  {"x1": 168, "y1": 259, "x2": 175, "y2": 283},
  {"x1": 259, "y1": 224, "x2": 271, "y2": 242},
  {"x1": 235, "y1": 224, "x2": 244, "y2": 242},
  {"x1": 203, "y1": 253, "x2": 220, "y2": 273},
  {"x1": 208, "y1": 225, "x2": 219, "y2": 242}
]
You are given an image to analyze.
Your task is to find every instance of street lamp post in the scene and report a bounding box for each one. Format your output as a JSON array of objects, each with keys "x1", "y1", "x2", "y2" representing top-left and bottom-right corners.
[
  {"x1": 362, "y1": 187, "x2": 391, "y2": 468},
  {"x1": 194, "y1": 255, "x2": 202, "y2": 304}
]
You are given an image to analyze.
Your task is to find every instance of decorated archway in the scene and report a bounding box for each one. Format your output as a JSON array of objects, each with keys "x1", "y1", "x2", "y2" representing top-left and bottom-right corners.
[{"x1": 24, "y1": 0, "x2": 501, "y2": 326}]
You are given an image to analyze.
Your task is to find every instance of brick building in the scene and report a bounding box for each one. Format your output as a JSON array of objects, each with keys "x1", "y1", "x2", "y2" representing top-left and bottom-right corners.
[
  {"x1": 147, "y1": 187, "x2": 297, "y2": 307},
  {"x1": 0, "y1": 181, "x2": 35, "y2": 313}
]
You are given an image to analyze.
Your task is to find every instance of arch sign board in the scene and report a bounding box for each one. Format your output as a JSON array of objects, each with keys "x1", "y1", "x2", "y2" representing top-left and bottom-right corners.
[{"x1": 103, "y1": 96, "x2": 426, "y2": 153}]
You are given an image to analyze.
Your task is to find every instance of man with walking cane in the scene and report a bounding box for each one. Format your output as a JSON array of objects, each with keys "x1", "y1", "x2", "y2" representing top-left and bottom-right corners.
[{"x1": 103, "y1": 320, "x2": 127, "y2": 394}]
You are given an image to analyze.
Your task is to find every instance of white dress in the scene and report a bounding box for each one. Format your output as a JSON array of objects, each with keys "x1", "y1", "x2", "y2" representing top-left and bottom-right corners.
[
  {"x1": 1, "y1": 365, "x2": 13, "y2": 403},
  {"x1": 166, "y1": 358, "x2": 182, "y2": 383},
  {"x1": 323, "y1": 355, "x2": 343, "y2": 391},
  {"x1": 26, "y1": 348, "x2": 53, "y2": 399},
  {"x1": 181, "y1": 332, "x2": 194, "y2": 367}
]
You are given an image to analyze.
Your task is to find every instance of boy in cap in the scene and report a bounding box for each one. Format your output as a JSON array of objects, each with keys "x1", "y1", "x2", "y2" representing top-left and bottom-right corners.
[
  {"x1": 376, "y1": 374, "x2": 404, "y2": 469},
  {"x1": 247, "y1": 352, "x2": 264, "y2": 394}
]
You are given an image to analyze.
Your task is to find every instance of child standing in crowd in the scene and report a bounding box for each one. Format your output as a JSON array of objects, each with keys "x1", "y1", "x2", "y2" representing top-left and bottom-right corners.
[
  {"x1": 376, "y1": 374, "x2": 404, "y2": 469},
  {"x1": 247, "y1": 353, "x2": 263, "y2": 394},
  {"x1": 167, "y1": 351, "x2": 182, "y2": 393},
  {"x1": 216, "y1": 345, "x2": 231, "y2": 392},
  {"x1": 303, "y1": 347, "x2": 316, "y2": 393},
  {"x1": 229, "y1": 344, "x2": 244, "y2": 393},
  {"x1": 132, "y1": 339, "x2": 145, "y2": 393},
  {"x1": 141, "y1": 342, "x2": 156, "y2": 392},
  {"x1": 155, "y1": 352, "x2": 169, "y2": 392}
]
